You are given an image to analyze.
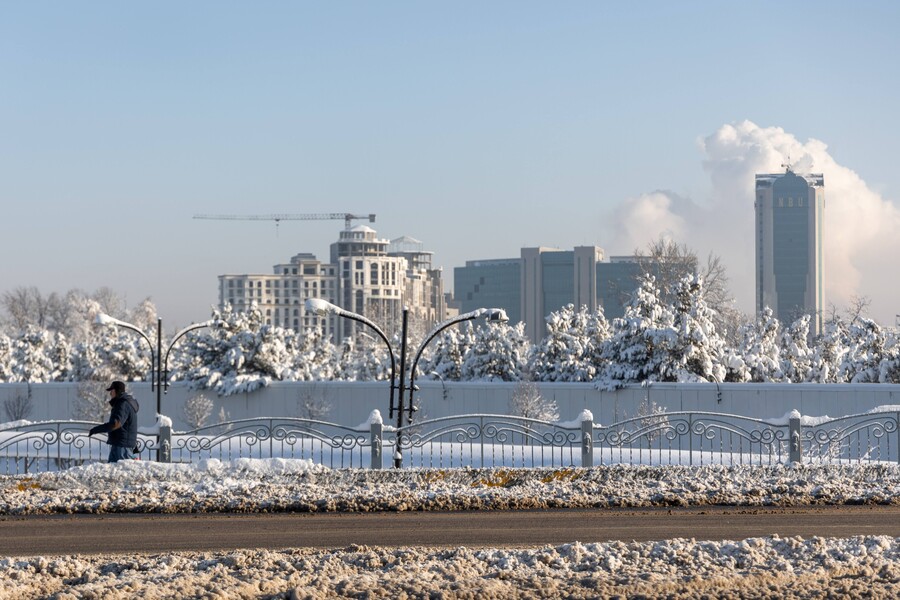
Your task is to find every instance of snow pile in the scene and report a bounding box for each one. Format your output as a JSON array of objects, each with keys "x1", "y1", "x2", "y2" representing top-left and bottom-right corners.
[
  {"x1": 2, "y1": 460, "x2": 899, "y2": 515},
  {"x1": 1, "y1": 536, "x2": 898, "y2": 599},
  {"x1": 1, "y1": 460, "x2": 899, "y2": 598}
]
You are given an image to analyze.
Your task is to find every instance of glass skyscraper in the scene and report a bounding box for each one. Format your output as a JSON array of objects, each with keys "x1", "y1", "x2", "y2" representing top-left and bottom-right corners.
[{"x1": 755, "y1": 168, "x2": 825, "y2": 333}]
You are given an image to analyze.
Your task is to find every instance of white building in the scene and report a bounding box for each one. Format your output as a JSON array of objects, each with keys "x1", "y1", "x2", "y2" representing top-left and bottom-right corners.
[
  {"x1": 218, "y1": 226, "x2": 444, "y2": 342},
  {"x1": 755, "y1": 167, "x2": 825, "y2": 334}
]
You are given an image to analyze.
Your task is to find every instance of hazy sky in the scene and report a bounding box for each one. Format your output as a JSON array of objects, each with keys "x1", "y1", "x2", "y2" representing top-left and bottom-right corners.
[{"x1": 3, "y1": 2, "x2": 899, "y2": 330}]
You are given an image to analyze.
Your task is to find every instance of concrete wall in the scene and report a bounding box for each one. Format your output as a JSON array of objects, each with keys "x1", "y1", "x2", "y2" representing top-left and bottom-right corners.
[{"x1": 3, "y1": 381, "x2": 899, "y2": 432}]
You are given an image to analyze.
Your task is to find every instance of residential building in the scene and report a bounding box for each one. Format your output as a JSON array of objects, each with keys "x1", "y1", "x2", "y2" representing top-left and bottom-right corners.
[{"x1": 218, "y1": 226, "x2": 444, "y2": 342}]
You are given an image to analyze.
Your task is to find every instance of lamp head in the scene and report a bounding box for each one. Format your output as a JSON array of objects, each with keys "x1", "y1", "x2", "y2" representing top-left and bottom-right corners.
[
  {"x1": 486, "y1": 308, "x2": 509, "y2": 324},
  {"x1": 94, "y1": 313, "x2": 117, "y2": 327},
  {"x1": 305, "y1": 297, "x2": 337, "y2": 316}
]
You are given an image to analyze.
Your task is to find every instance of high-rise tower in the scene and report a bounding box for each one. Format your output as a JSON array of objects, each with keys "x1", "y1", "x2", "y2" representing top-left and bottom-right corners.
[{"x1": 755, "y1": 167, "x2": 825, "y2": 333}]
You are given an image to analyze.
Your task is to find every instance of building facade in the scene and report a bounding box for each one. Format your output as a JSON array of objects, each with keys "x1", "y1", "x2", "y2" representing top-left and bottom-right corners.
[
  {"x1": 218, "y1": 226, "x2": 444, "y2": 342},
  {"x1": 755, "y1": 168, "x2": 825, "y2": 333},
  {"x1": 454, "y1": 246, "x2": 653, "y2": 344}
]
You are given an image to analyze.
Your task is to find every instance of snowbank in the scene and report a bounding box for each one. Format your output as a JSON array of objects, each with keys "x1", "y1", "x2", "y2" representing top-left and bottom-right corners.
[
  {"x1": 1, "y1": 536, "x2": 898, "y2": 599},
  {"x1": 2, "y1": 460, "x2": 899, "y2": 515}
]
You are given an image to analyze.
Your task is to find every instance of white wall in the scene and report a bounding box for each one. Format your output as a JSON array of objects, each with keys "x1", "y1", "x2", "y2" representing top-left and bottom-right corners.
[{"x1": 3, "y1": 381, "x2": 899, "y2": 431}]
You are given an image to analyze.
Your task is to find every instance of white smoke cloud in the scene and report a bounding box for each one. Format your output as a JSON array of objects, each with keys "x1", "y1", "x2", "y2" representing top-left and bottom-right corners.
[{"x1": 608, "y1": 120, "x2": 900, "y2": 326}]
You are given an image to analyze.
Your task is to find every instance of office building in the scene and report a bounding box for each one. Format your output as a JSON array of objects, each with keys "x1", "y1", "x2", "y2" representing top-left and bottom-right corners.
[
  {"x1": 454, "y1": 246, "x2": 652, "y2": 344},
  {"x1": 755, "y1": 167, "x2": 825, "y2": 333}
]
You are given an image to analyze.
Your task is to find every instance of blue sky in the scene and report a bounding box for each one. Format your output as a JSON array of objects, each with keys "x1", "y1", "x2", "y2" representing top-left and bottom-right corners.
[{"x1": 3, "y1": 2, "x2": 899, "y2": 328}]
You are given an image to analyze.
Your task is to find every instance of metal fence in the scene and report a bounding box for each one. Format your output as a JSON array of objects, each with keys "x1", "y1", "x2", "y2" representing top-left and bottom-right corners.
[{"x1": 2, "y1": 409, "x2": 898, "y2": 475}]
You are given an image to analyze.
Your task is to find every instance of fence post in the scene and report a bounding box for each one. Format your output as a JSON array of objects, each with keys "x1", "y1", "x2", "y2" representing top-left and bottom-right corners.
[
  {"x1": 370, "y1": 421, "x2": 383, "y2": 470},
  {"x1": 788, "y1": 414, "x2": 802, "y2": 464},
  {"x1": 580, "y1": 410, "x2": 594, "y2": 468},
  {"x1": 158, "y1": 426, "x2": 172, "y2": 463}
]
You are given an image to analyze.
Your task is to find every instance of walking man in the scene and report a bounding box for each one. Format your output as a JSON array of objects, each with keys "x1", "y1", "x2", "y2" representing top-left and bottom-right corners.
[{"x1": 88, "y1": 380, "x2": 140, "y2": 462}]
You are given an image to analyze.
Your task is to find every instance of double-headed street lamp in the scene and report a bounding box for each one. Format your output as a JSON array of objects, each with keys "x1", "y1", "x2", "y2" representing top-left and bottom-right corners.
[
  {"x1": 305, "y1": 299, "x2": 508, "y2": 467},
  {"x1": 94, "y1": 313, "x2": 215, "y2": 459}
]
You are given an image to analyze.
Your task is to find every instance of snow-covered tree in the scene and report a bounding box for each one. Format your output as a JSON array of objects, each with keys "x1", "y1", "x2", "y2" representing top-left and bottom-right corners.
[
  {"x1": 877, "y1": 331, "x2": 900, "y2": 384},
  {"x1": 290, "y1": 327, "x2": 338, "y2": 381},
  {"x1": 807, "y1": 320, "x2": 847, "y2": 383},
  {"x1": 530, "y1": 304, "x2": 608, "y2": 382},
  {"x1": 598, "y1": 275, "x2": 675, "y2": 388},
  {"x1": 664, "y1": 275, "x2": 727, "y2": 383},
  {"x1": 9, "y1": 326, "x2": 65, "y2": 383},
  {"x1": 459, "y1": 321, "x2": 530, "y2": 382},
  {"x1": 729, "y1": 307, "x2": 783, "y2": 383},
  {"x1": 416, "y1": 325, "x2": 474, "y2": 382},
  {"x1": 838, "y1": 318, "x2": 886, "y2": 383},
  {"x1": 779, "y1": 315, "x2": 813, "y2": 383},
  {"x1": 335, "y1": 335, "x2": 392, "y2": 381},
  {"x1": 176, "y1": 304, "x2": 298, "y2": 395},
  {"x1": 0, "y1": 335, "x2": 12, "y2": 382}
]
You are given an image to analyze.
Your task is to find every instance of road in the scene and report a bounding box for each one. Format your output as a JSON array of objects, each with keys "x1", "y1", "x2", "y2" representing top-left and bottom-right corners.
[{"x1": 2, "y1": 506, "x2": 898, "y2": 556}]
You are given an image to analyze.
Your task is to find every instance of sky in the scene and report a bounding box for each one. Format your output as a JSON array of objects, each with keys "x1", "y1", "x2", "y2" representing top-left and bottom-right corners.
[{"x1": 3, "y1": 1, "x2": 900, "y2": 330}]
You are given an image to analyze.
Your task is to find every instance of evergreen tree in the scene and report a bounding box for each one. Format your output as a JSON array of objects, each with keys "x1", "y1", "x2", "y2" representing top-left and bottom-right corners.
[
  {"x1": 731, "y1": 307, "x2": 783, "y2": 382},
  {"x1": 290, "y1": 327, "x2": 338, "y2": 381},
  {"x1": 530, "y1": 304, "x2": 595, "y2": 382},
  {"x1": 779, "y1": 315, "x2": 813, "y2": 383},
  {"x1": 665, "y1": 275, "x2": 727, "y2": 383},
  {"x1": 417, "y1": 324, "x2": 474, "y2": 381},
  {"x1": 10, "y1": 326, "x2": 58, "y2": 382},
  {"x1": 598, "y1": 275, "x2": 675, "y2": 388},
  {"x1": 460, "y1": 321, "x2": 530, "y2": 382},
  {"x1": 807, "y1": 319, "x2": 847, "y2": 383},
  {"x1": 177, "y1": 304, "x2": 298, "y2": 395},
  {"x1": 839, "y1": 318, "x2": 886, "y2": 383}
]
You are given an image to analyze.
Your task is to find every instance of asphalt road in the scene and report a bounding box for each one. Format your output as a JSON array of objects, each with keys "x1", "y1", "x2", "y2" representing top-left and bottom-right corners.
[{"x1": 2, "y1": 506, "x2": 898, "y2": 557}]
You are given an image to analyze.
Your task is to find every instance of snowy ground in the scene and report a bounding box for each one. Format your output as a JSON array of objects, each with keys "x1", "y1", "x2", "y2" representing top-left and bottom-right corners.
[{"x1": 2, "y1": 459, "x2": 900, "y2": 598}]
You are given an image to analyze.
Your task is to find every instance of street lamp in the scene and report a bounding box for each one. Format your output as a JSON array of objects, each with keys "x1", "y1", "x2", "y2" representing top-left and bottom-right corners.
[{"x1": 407, "y1": 308, "x2": 508, "y2": 417}]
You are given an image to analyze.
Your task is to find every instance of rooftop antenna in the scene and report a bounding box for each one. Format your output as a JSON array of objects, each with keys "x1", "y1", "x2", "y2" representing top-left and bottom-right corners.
[{"x1": 781, "y1": 155, "x2": 793, "y2": 173}]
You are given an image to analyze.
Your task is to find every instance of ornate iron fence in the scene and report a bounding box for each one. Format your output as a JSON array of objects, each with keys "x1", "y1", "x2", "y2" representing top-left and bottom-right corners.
[
  {"x1": 0, "y1": 421, "x2": 160, "y2": 475},
  {"x1": 167, "y1": 417, "x2": 372, "y2": 469},
  {"x1": 2, "y1": 409, "x2": 898, "y2": 474}
]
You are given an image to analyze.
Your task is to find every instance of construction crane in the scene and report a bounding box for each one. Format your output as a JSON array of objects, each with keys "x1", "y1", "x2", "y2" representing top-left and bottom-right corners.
[{"x1": 193, "y1": 212, "x2": 376, "y2": 231}]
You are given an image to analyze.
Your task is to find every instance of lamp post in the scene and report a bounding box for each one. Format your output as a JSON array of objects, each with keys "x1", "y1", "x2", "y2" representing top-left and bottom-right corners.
[
  {"x1": 94, "y1": 313, "x2": 215, "y2": 459},
  {"x1": 407, "y1": 308, "x2": 508, "y2": 418}
]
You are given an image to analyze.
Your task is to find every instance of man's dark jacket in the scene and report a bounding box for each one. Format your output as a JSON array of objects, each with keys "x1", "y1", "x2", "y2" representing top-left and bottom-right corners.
[{"x1": 106, "y1": 393, "x2": 140, "y2": 448}]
